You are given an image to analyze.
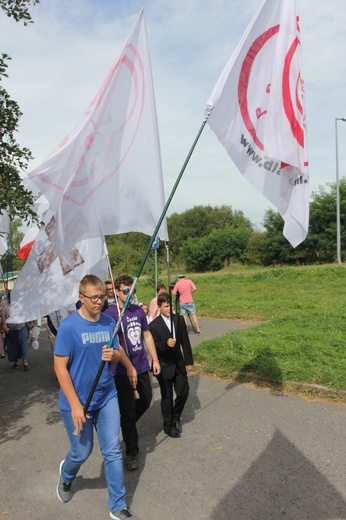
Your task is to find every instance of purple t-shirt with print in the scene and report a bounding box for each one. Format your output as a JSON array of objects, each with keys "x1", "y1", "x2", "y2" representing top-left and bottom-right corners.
[{"x1": 104, "y1": 303, "x2": 150, "y2": 376}]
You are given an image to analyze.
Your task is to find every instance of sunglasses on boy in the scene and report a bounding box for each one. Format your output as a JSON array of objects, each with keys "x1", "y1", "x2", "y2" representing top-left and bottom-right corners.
[{"x1": 119, "y1": 288, "x2": 136, "y2": 295}]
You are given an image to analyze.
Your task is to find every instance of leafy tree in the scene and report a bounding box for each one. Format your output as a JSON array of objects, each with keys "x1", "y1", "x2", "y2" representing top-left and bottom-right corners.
[
  {"x1": 306, "y1": 180, "x2": 346, "y2": 263},
  {"x1": 260, "y1": 209, "x2": 319, "y2": 266},
  {"x1": 0, "y1": 217, "x2": 24, "y2": 272},
  {"x1": 259, "y1": 179, "x2": 346, "y2": 265},
  {"x1": 105, "y1": 232, "x2": 166, "y2": 277},
  {"x1": 1, "y1": 0, "x2": 39, "y2": 24},
  {"x1": 181, "y1": 226, "x2": 252, "y2": 272},
  {"x1": 167, "y1": 205, "x2": 252, "y2": 256},
  {"x1": 0, "y1": 1, "x2": 40, "y2": 223},
  {"x1": 246, "y1": 231, "x2": 266, "y2": 265},
  {"x1": 260, "y1": 210, "x2": 298, "y2": 265}
]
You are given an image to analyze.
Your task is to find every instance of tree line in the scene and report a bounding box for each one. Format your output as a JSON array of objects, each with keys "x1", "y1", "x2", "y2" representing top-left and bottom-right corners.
[
  {"x1": 2, "y1": 179, "x2": 345, "y2": 275},
  {"x1": 104, "y1": 179, "x2": 346, "y2": 274}
]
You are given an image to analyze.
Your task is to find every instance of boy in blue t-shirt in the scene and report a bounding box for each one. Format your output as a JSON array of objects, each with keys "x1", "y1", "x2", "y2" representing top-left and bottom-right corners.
[{"x1": 54, "y1": 274, "x2": 139, "y2": 520}]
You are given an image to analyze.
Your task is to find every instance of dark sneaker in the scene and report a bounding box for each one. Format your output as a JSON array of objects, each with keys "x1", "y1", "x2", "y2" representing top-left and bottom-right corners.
[
  {"x1": 126, "y1": 454, "x2": 139, "y2": 471},
  {"x1": 110, "y1": 507, "x2": 139, "y2": 519},
  {"x1": 57, "y1": 460, "x2": 72, "y2": 502}
]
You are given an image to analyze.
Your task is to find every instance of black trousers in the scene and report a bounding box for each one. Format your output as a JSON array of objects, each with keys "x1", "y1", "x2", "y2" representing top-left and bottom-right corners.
[
  {"x1": 157, "y1": 367, "x2": 190, "y2": 431},
  {"x1": 114, "y1": 371, "x2": 152, "y2": 456}
]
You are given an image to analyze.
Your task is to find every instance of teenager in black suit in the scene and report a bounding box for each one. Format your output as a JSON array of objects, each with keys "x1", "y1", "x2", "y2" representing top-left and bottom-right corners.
[{"x1": 149, "y1": 292, "x2": 194, "y2": 438}]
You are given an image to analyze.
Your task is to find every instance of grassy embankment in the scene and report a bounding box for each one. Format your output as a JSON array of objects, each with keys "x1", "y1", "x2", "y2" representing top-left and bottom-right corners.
[{"x1": 137, "y1": 265, "x2": 346, "y2": 400}]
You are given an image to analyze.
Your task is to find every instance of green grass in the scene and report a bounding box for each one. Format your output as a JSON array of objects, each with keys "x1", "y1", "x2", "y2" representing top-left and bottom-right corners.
[{"x1": 136, "y1": 266, "x2": 346, "y2": 397}]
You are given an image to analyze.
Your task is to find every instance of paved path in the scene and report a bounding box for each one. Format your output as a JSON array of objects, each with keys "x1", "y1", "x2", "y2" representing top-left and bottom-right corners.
[{"x1": 1, "y1": 319, "x2": 346, "y2": 520}]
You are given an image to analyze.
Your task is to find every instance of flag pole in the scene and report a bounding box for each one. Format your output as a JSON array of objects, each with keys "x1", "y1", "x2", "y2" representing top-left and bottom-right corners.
[
  {"x1": 135, "y1": 112, "x2": 211, "y2": 280},
  {"x1": 76, "y1": 112, "x2": 211, "y2": 430}
]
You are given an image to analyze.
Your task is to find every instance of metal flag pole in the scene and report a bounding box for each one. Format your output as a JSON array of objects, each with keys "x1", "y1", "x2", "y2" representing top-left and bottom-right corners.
[{"x1": 77, "y1": 113, "x2": 211, "y2": 426}]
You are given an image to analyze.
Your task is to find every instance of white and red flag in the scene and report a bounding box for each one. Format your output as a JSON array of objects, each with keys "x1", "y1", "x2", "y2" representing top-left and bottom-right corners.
[
  {"x1": 17, "y1": 225, "x2": 39, "y2": 261},
  {"x1": 206, "y1": 0, "x2": 309, "y2": 247},
  {"x1": 8, "y1": 9, "x2": 167, "y2": 323},
  {"x1": 28, "y1": 8, "x2": 168, "y2": 266}
]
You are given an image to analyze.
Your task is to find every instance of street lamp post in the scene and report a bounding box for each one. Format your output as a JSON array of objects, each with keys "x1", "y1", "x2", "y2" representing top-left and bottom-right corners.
[{"x1": 335, "y1": 117, "x2": 346, "y2": 265}]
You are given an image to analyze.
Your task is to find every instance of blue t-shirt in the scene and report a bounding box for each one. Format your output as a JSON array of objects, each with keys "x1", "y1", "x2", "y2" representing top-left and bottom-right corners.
[
  {"x1": 54, "y1": 311, "x2": 118, "y2": 412},
  {"x1": 104, "y1": 304, "x2": 150, "y2": 376}
]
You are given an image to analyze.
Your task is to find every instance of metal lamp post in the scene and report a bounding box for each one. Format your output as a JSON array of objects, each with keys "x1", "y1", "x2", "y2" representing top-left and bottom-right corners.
[{"x1": 335, "y1": 117, "x2": 346, "y2": 265}]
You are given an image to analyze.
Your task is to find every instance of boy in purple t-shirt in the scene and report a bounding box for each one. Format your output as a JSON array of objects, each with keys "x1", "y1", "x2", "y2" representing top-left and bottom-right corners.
[{"x1": 105, "y1": 275, "x2": 160, "y2": 471}]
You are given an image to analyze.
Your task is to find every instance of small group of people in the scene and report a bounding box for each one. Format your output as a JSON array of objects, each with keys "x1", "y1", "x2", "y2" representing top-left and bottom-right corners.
[{"x1": 54, "y1": 273, "x2": 195, "y2": 520}]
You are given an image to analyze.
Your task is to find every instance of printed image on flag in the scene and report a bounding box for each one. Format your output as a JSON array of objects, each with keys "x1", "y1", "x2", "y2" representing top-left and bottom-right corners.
[
  {"x1": 206, "y1": 0, "x2": 309, "y2": 247},
  {"x1": 8, "y1": 8, "x2": 168, "y2": 323},
  {"x1": 28, "y1": 8, "x2": 168, "y2": 266}
]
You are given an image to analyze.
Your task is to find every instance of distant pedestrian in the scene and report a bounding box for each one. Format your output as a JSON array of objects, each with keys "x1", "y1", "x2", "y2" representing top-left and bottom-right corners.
[
  {"x1": 149, "y1": 283, "x2": 167, "y2": 321},
  {"x1": 173, "y1": 274, "x2": 201, "y2": 334},
  {"x1": 104, "y1": 280, "x2": 116, "y2": 309},
  {"x1": 140, "y1": 302, "x2": 151, "y2": 324},
  {"x1": 1, "y1": 291, "x2": 32, "y2": 370}
]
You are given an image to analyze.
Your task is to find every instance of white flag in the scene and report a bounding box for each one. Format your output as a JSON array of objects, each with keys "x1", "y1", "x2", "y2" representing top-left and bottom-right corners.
[
  {"x1": 206, "y1": 0, "x2": 309, "y2": 247},
  {"x1": 28, "y1": 9, "x2": 168, "y2": 265},
  {"x1": 7, "y1": 211, "x2": 108, "y2": 323}
]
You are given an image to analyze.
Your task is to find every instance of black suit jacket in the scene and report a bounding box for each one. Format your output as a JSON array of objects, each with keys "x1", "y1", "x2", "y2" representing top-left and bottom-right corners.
[{"x1": 149, "y1": 313, "x2": 193, "y2": 380}]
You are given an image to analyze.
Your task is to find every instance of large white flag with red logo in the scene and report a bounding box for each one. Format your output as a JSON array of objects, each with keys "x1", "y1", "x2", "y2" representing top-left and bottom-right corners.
[
  {"x1": 28, "y1": 8, "x2": 168, "y2": 266},
  {"x1": 8, "y1": 9, "x2": 168, "y2": 323},
  {"x1": 206, "y1": 0, "x2": 309, "y2": 247}
]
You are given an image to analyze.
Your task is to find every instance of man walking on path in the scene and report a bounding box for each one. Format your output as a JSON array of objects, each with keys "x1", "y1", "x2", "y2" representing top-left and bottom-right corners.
[
  {"x1": 149, "y1": 292, "x2": 194, "y2": 438},
  {"x1": 173, "y1": 274, "x2": 201, "y2": 334},
  {"x1": 54, "y1": 274, "x2": 139, "y2": 520},
  {"x1": 105, "y1": 275, "x2": 161, "y2": 472}
]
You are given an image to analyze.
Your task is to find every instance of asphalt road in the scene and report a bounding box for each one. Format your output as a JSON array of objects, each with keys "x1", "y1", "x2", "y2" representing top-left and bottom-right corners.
[{"x1": 1, "y1": 318, "x2": 346, "y2": 520}]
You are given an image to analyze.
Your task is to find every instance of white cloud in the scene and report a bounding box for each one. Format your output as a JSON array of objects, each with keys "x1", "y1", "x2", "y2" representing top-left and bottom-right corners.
[{"x1": 1, "y1": 0, "x2": 346, "y2": 228}]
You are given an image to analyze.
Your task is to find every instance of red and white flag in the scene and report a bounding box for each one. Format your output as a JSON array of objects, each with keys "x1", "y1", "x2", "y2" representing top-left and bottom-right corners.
[
  {"x1": 8, "y1": 9, "x2": 168, "y2": 323},
  {"x1": 18, "y1": 226, "x2": 39, "y2": 261},
  {"x1": 28, "y1": 9, "x2": 168, "y2": 265},
  {"x1": 206, "y1": 0, "x2": 309, "y2": 247}
]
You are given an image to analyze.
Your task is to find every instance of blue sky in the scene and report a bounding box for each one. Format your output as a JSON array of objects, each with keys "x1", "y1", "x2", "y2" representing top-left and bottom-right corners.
[{"x1": 1, "y1": 0, "x2": 346, "y2": 228}]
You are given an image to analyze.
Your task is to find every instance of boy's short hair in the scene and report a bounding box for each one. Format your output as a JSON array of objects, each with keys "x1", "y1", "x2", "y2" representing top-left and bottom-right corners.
[
  {"x1": 79, "y1": 274, "x2": 105, "y2": 294},
  {"x1": 115, "y1": 275, "x2": 134, "y2": 290},
  {"x1": 157, "y1": 291, "x2": 171, "y2": 307}
]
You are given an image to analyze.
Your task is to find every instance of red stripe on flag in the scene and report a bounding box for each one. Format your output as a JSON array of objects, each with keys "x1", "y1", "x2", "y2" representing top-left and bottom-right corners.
[{"x1": 18, "y1": 240, "x2": 35, "y2": 261}]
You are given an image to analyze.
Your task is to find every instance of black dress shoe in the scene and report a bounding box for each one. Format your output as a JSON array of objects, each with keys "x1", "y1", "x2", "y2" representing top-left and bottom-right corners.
[
  {"x1": 164, "y1": 427, "x2": 181, "y2": 438},
  {"x1": 174, "y1": 419, "x2": 182, "y2": 433}
]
